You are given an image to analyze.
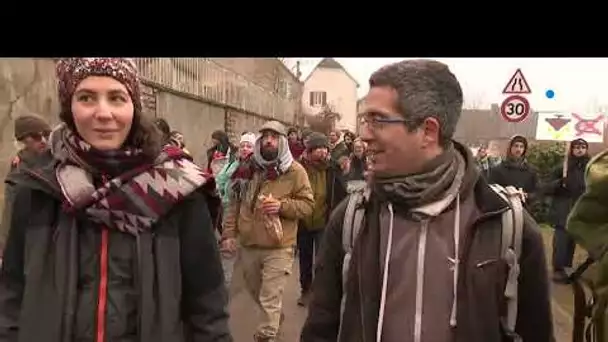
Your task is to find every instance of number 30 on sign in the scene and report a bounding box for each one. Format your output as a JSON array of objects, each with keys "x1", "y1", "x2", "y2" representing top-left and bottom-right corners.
[{"x1": 500, "y1": 95, "x2": 531, "y2": 123}]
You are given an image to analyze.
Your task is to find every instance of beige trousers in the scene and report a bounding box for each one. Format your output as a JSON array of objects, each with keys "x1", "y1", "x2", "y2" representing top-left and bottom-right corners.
[{"x1": 239, "y1": 246, "x2": 294, "y2": 339}]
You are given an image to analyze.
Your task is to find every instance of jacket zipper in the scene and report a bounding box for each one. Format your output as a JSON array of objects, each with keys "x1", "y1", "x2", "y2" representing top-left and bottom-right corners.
[
  {"x1": 96, "y1": 227, "x2": 109, "y2": 342},
  {"x1": 413, "y1": 220, "x2": 429, "y2": 342},
  {"x1": 97, "y1": 174, "x2": 110, "y2": 342}
]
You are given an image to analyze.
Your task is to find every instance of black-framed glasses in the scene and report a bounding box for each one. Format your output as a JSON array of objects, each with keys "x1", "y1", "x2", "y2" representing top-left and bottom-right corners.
[{"x1": 359, "y1": 113, "x2": 407, "y2": 129}]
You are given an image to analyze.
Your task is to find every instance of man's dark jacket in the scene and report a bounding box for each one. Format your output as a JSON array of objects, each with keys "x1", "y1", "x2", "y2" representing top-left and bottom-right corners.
[
  {"x1": 0, "y1": 149, "x2": 44, "y2": 254},
  {"x1": 545, "y1": 156, "x2": 589, "y2": 228},
  {"x1": 300, "y1": 160, "x2": 348, "y2": 230},
  {"x1": 301, "y1": 173, "x2": 554, "y2": 342}
]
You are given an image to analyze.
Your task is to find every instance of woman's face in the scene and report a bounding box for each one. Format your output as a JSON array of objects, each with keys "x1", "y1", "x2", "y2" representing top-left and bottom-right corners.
[
  {"x1": 344, "y1": 135, "x2": 353, "y2": 144},
  {"x1": 239, "y1": 141, "x2": 254, "y2": 159},
  {"x1": 71, "y1": 76, "x2": 134, "y2": 150}
]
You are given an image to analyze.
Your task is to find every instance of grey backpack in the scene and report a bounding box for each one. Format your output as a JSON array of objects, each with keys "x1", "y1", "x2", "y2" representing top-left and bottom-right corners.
[{"x1": 338, "y1": 184, "x2": 524, "y2": 341}]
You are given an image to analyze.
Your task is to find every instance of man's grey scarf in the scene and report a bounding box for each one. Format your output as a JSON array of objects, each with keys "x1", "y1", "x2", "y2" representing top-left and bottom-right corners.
[{"x1": 375, "y1": 144, "x2": 465, "y2": 209}]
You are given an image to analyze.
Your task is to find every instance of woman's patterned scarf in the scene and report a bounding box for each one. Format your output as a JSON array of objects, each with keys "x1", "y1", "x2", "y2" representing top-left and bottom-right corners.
[{"x1": 50, "y1": 125, "x2": 210, "y2": 235}]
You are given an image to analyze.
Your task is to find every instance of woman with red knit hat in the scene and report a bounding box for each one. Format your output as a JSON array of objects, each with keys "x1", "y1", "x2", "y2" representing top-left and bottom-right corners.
[{"x1": 0, "y1": 58, "x2": 231, "y2": 342}]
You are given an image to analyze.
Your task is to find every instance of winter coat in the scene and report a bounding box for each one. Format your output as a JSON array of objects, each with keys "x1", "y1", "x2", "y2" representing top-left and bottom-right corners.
[{"x1": 0, "y1": 153, "x2": 232, "y2": 342}]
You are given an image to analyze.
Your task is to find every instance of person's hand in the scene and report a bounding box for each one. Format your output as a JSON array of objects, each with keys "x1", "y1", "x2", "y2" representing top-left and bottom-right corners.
[
  {"x1": 220, "y1": 238, "x2": 237, "y2": 254},
  {"x1": 262, "y1": 197, "x2": 281, "y2": 215},
  {"x1": 519, "y1": 190, "x2": 528, "y2": 203}
]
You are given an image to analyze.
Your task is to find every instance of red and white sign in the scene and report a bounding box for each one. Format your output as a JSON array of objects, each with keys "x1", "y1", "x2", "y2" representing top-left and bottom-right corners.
[
  {"x1": 535, "y1": 112, "x2": 605, "y2": 143},
  {"x1": 501, "y1": 95, "x2": 530, "y2": 123},
  {"x1": 502, "y1": 69, "x2": 532, "y2": 94}
]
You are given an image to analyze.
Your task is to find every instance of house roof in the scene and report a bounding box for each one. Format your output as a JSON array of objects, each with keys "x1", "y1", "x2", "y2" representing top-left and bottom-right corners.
[{"x1": 304, "y1": 58, "x2": 360, "y2": 88}]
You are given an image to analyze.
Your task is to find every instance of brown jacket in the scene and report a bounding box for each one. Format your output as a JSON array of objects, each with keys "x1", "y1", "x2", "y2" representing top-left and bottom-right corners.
[
  {"x1": 222, "y1": 161, "x2": 314, "y2": 248},
  {"x1": 301, "y1": 174, "x2": 554, "y2": 342}
]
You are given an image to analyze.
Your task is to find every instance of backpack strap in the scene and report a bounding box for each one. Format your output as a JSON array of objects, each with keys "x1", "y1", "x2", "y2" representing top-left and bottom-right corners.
[
  {"x1": 338, "y1": 187, "x2": 369, "y2": 340},
  {"x1": 489, "y1": 184, "x2": 524, "y2": 341}
]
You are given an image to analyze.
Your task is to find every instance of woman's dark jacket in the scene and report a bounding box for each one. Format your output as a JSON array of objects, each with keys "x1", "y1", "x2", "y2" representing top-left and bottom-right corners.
[{"x1": 0, "y1": 153, "x2": 232, "y2": 342}]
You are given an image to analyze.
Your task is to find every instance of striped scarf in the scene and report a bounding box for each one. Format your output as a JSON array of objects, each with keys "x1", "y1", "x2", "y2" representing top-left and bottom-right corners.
[{"x1": 51, "y1": 125, "x2": 210, "y2": 234}]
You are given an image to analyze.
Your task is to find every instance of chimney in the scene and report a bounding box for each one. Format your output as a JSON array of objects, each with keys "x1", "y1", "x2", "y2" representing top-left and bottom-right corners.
[{"x1": 295, "y1": 61, "x2": 302, "y2": 79}]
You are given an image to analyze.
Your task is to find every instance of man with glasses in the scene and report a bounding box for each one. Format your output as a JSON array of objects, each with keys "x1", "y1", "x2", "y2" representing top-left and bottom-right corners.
[
  {"x1": 0, "y1": 114, "x2": 52, "y2": 256},
  {"x1": 301, "y1": 59, "x2": 553, "y2": 342}
]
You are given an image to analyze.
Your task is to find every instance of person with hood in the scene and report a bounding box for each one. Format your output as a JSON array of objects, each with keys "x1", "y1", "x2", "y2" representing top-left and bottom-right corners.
[
  {"x1": 545, "y1": 138, "x2": 590, "y2": 283},
  {"x1": 287, "y1": 127, "x2": 305, "y2": 159},
  {"x1": 474, "y1": 143, "x2": 500, "y2": 179},
  {"x1": 488, "y1": 135, "x2": 539, "y2": 207},
  {"x1": 0, "y1": 114, "x2": 52, "y2": 255},
  {"x1": 301, "y1": 59, "x2": 553, "y2": 342},
  {"x1": 221, "y1": 120, "x2": 314, "y2": 342},
  {"x1": 215, "y1": 132, "x2": 256, "y2": 288},
  {"x1": 0, "y1": 58, "x2": 231, "y2": 342},
  {"x1": 297, "y1": 132, "x2": 347, "y2": 307},
  {"x1": 207, "y1": 130, "x2": 235, "y2": 174}
]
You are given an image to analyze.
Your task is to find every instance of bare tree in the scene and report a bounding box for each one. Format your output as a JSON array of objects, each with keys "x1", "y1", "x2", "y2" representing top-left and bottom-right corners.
[
  {"x1": 463, "y1": 93, "x2": 486, "y2": 110},
  {"x1": 305, "y1": 104, "x2": 341, "y2": 134},
  {"x1": 0, "y1": 60, "x2": 40, "y2": 141}
]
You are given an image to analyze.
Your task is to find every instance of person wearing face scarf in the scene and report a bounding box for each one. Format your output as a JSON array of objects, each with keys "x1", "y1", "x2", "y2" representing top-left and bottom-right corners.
[
  {"x1": 221, "y1": 120, "x2": 313, "y2": 342},
  {"x1": 0, "y1": 58, "x2": 231, "y2": 342},
  {"x1": 544, "y1": 138, "x2": 590, "y2": 283},
  {"x1": 296, "y1": 132, "x2": 347, "y2": 307},
  {"x1": 207, "y1": 130, "x2": 235, "y2": 173},
  {"x1": 488, "y1": 135, "x2": 539, "y2": 208}
]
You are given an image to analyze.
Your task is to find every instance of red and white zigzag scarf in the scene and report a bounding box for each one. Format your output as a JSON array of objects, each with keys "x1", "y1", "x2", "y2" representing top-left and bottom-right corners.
[{"x1": 51, "y1": 126, "x2": 210, "y2": 235}]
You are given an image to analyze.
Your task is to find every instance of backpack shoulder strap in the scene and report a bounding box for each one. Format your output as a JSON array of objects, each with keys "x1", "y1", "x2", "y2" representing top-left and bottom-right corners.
[
  {"x1": 342, "y1": 189, "x2": 367, "y2": 253},
  {"x1": 489, "y1": 183, "x2": 524, "y2": 341},
  {"x1": 338, "y1": 187, "x2": 369, "y2": 340}
]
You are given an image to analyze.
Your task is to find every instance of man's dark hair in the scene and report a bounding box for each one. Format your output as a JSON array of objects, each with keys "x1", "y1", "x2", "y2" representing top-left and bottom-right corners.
[
  {"x1": 287, "y1": 127, "x2": 298, "y2": 136},
  {"x1": 368, "y1": 59, "x2": 463, "y2": 147},
  {"x1": 154, "y1": 118, "x2": 171, "y2": 135}
]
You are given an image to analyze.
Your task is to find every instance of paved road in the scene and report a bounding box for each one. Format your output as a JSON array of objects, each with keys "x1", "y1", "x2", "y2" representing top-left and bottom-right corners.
[
  {"x1": 228, "y1": 230, "x2": 575, "y2": 342},
  {"x1": 228, "y1": 261, "x2": 307, "y2": 342}
]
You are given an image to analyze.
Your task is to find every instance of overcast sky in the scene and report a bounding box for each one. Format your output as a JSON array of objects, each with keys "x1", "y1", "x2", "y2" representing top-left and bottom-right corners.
[{"x1": 283, "y1": 58, "x2": 608, "y2": 113}]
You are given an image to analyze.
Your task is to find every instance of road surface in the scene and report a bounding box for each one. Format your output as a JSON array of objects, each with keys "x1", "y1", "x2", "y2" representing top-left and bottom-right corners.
[
  {"x1": 229, "y1": 261, "x2": 307, "y2": 342},
  {"x1": 228, "y1": 231, "x2": 575, "y2": 341}
]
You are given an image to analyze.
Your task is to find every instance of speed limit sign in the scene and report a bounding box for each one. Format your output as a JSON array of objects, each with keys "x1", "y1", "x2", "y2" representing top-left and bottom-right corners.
[{"x1": 500, "y1": 95, "x2": 530, "y2": 123}]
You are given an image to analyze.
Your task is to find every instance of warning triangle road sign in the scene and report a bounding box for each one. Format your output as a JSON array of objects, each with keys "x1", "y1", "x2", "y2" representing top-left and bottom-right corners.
[
  {"x1": 546, "y1": 115, "x2": 570, "y2": 131},
  {"x1": 502, "y1": 69, "x2": 532, "y2": 94}
]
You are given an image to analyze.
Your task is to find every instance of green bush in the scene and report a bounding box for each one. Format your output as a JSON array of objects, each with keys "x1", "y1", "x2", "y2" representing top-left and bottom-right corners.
[{"x1": 526, "y1": 141, "x2": 567, "y2": 223}]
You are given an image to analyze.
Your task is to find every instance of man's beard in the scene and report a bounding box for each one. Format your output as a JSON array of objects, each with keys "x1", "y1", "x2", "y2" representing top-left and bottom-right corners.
[{"x1": 261, "y1": 146, "x2": 278, "y2": 161}]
